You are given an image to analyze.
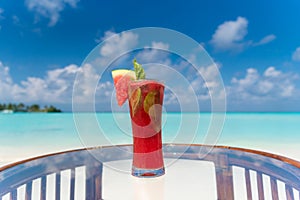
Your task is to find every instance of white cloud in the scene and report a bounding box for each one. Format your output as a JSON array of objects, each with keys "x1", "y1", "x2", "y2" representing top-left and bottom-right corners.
[
  {"x1": 99, "y1": 31, "x2": 138, "y2": 59},
  {"x1": 43, "y1": 64, "x2": 79, "y2": 101},
  {"x1": 264, "y1": 66, "x2": 281, "y2": 77},
  {"x1": 210, "y1": 17, "x2": 249, "y2": 52},
  {"x1": 95, "y1": 30, "x2": 115, "y2": 43},
  {"x1": 0, "y1": 62, "x2": 14, "y2": 101},
  {"x1": 25, "y1": 0, "x2": 80, "y2": 26},
  {"x1": 253, "y1": 34, "x2": 276, "y2": 46},
  {"x1": 72, "y1": 30, "x2": 139, "y2": 109},
  {"x1": 0, "y1": 61, "x2": 81, "y2": 103},
  {"x1": 73, "y1": 31, "x2": 140, "y2": 108},
  {"x1": 210, "y1": 17, "x2": 276, "y2": 52},
  {"x1": 292, "y1": 47, "x2": 300, "y2": 62},
  {"x1": 0, "y1": 61, "x2": 12, "y2": 84},
  {"x1": 195, "y1": 63, "x2": 225, "y2": 100},
  {"x1": 231, "y1": 68, "x2": 258, "y2": 86},
  {"x1": 97, "y1": 81, "x2": 113, "y2": 98},
  {"x1": 151, "y1": 41, "x2": 169, "y2": 50},
  {"x1": 63, "y1": 0, "x2": 79, "y2": 7},
  {"x1": 136, "y1": 41, "x2": 170, "y2": 63},
  {"x1": 98, "y1": 33, "x2": 170, "y2": 63},
  {"x1": 72, "y1": 63, "x2": 101, "y2": 104},
  {"x1": 229, "y1": 66, "x2": 298, "y2": 101},
  {"x1": 281, "y1": 85, "x2": 295, "y2": 97}
]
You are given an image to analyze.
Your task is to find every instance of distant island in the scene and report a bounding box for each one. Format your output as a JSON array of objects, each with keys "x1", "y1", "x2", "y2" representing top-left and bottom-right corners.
[{"x1": 0, "y1": 103, "x2": 62, "y2": 113}]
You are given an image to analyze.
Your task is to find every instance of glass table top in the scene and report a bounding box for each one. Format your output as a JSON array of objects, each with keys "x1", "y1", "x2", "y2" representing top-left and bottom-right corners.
[{"x1": 1, "y1": 144, "x2": 300, "y2": 199}]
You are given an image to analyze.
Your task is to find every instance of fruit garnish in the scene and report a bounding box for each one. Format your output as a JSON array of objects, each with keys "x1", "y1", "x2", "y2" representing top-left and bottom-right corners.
[
  {"x1": 133, "y1": 59, "x2": 145, "y2": 79},
  {"x1": 129, "y1": 88, "x2": 141, "y2": 116},
  {"x1": 111, "y1": 69, "x2": 136, "y2": 106},
  {"x1": 111, "y1": 59, "x2": 145, "y2": 107},
  {"x1": 143, "y1": 91, "x2": 157, "y2": 114},
  {"x1": 149, "y1": 105, "x2": 161, "y2": 132},
  {"x1": 144, "y1": 91, "x2": 161, "y2": 132}
]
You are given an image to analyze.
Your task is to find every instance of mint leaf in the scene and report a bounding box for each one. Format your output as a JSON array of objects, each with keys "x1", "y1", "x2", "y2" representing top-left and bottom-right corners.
[{"x1": 133, "y1": 59, "x2": 145, "y2": 79}]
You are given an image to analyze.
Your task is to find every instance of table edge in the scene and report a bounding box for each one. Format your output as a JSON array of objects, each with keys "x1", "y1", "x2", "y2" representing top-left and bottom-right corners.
[{"x1": 1, "y1": 143, "x2": 299, "y2": 172}]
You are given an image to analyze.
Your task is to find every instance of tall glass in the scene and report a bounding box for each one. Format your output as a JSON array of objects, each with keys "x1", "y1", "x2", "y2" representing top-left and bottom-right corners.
[{"x1": 128, "y1": 80, "x2": 165, "y2": 177}]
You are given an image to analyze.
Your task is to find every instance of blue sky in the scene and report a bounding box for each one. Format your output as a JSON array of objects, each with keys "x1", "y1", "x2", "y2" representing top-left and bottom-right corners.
[{"x1": 0, "y1": 0, "x2": 300, "y2": 111}]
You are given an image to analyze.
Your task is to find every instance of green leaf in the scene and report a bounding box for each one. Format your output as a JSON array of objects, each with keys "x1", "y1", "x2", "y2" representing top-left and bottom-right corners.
[{"x1": 133, "y1": 59, "x2": 145, "y2": 79}]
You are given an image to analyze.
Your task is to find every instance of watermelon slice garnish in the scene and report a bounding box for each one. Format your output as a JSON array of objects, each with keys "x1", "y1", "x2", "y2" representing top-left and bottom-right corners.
[{"x1": 112, "y1": 69, "x2": 136, "y2": 106}]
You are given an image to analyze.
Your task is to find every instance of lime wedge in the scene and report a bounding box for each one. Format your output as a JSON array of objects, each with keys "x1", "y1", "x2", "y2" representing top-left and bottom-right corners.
[
  {"x1": 144, "y1": 91, "x2": 157, "y2": 114},
  {"x1": 129, "y1": 87, "x2": 141, "y2": 116}
]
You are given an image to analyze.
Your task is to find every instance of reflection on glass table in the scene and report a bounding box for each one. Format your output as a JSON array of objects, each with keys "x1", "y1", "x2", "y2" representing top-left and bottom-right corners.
[{"x1": 0, "y1": 144, "x2": 300, "y2": 200}]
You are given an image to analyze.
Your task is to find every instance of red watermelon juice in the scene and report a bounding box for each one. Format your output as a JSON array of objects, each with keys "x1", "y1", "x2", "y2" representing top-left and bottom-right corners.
[{"x1": 128, "y1": 79, "x2": 165, "y2": 177}]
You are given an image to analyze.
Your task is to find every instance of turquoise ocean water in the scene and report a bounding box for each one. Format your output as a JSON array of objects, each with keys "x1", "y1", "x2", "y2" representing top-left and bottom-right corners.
[{"x1": 0, "y1": 112, "x2": 300, "y2": 165}]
